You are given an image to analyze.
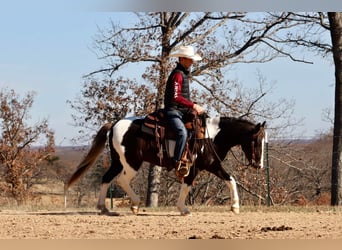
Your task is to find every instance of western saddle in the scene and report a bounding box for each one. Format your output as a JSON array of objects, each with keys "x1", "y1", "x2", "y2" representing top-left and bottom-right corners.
[{"x1": 141, "y1": 109, "x2": 205, "y2": 178}]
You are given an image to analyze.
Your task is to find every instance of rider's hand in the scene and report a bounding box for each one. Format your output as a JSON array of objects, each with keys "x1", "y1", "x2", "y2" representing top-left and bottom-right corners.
[{"x1": 193, "y1": 103, "x2": 205, "y2": 115}]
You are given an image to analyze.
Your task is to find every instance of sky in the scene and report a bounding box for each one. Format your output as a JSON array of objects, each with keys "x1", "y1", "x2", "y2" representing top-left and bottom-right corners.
[{"x1": 0, "y1": 1, "x2": 340, "y2": 146}]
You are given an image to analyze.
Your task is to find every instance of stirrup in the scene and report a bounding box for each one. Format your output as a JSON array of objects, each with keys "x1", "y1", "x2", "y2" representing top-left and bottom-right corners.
[{"x1": 175, "y1": 161, "x2": 190, "y2": 178}]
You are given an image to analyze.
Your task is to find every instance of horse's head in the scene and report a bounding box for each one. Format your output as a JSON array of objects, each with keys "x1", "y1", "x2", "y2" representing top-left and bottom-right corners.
[{"x1": 240, "y1": 121, "x2": 266, "y2": 169}]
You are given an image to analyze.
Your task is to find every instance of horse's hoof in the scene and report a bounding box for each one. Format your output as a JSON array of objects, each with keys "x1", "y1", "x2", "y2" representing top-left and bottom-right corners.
[
  {"x1": 97, "y1": 205, "x2": 120, "y2": 216},
  {"x1": 131, "y1": 205, "x2": 139, "y2": 215},
  {"x1": 178, "y1": 207, "x2": 191, "y2": 216},
  {"x1": 180, "y1": 210, "x2": 192, "y2": 216},
  {"x1": 97, "y1": 205, "x2": 109, "y2": 215},
  {"x1": 231, "y1": 207, "x2": 240, "y2": 214}
]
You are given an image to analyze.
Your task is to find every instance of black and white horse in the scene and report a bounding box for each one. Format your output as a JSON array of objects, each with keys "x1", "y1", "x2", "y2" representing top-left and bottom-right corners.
[{"x1": 65, "y1": 116, "x2": 266, "y2": 215}]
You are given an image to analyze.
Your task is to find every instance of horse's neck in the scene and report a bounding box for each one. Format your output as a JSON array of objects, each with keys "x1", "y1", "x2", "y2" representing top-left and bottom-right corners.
[
  {"x1": 206, "y1": 116, "x2": 250, "y2": 147},
  {"x1": 204, "y1": 117, "x2": 240, "y2": 158},
  {"x1": 205, "y1": 117, "x2": 221, "y2": 139}
]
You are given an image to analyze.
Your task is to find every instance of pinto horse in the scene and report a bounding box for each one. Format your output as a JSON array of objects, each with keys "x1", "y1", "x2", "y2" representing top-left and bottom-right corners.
[{"x1": 65, "y1": 115, "x2": 266, "y2": 215}]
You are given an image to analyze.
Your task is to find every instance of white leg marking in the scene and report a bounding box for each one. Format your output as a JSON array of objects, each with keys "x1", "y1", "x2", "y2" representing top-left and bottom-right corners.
[
  {"x1": 111, "y1": 118, "x2": 141, "y2": 212},
  {"x1": 226, "y1": 177, "x2": 240, "y2": 214},
  {"x1": 116, "y1": 169, "x2": 140, "y2": 207},
  {"x1": 97, "y1": 183, "x2": 110, "y2": 213},
  {"x1": 176, "y1": 183, "x2": 192, "y2": 216}
]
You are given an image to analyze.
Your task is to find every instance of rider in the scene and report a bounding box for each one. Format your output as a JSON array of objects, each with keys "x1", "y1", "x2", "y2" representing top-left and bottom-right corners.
[{"x1": 164, "y1": 45, "x2": 205, "y2": 177}]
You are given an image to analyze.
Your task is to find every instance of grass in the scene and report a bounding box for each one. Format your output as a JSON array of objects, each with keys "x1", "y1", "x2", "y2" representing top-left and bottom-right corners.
[
  {"x1": 1, "y1": 192, "x2": 342, "y2": 214},
  {"x1": 142, "y1": 204, "x2": 342, "y2": 213},
  {"x1": 1, "y1": 204, "x2": 342, "y2": 215}
]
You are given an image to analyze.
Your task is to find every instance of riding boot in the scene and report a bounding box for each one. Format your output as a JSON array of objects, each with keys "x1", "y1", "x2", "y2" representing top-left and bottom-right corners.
[{"x1": 175, "y1": 160, "x2": 190, "y2": 178}]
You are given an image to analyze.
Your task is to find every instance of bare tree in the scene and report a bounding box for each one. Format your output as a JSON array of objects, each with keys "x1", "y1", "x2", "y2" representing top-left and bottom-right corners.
[
  {"x1": 257, "y1": 12, "x2": 342, "y2": 206},
  {"x1": 291, "y1": 12, "x2": 342, "y2": 205},
  {"x1": 0, "y1": 88, "x2": 55, "y2": 204}
]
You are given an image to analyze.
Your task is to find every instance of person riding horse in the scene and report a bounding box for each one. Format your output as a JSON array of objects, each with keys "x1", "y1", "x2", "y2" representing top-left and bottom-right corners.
[{"x1": 164, "y1": 45, "x2": 205, "y2": 178}]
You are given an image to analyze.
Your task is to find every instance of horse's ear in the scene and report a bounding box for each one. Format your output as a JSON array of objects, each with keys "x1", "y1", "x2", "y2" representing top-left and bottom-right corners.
[
  {"x1": 254, "y1": 121, "x2": 266, "y2": 133},
  {"x1": 254, "y1": 123, "x2": 261, "y2": 133}
]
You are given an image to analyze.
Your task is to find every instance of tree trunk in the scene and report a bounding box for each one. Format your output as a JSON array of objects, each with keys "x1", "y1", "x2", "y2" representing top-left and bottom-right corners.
[
  {"x1": 146, "y1": 163, "x2": 162, "y2": 207},
  {"x1": 328, "y1": 12, "x2": 342, "y2": 205}
]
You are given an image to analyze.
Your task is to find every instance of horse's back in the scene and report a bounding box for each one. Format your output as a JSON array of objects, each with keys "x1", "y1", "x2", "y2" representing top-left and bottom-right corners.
[{"x1": 112, "y1": 117, "x2": 142, "y2": 149}]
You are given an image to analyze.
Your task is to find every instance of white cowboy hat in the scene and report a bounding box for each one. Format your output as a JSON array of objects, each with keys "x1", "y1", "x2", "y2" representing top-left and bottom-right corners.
[{"x1": 169, "y1": 45, "x2": 202, "y2": 61}]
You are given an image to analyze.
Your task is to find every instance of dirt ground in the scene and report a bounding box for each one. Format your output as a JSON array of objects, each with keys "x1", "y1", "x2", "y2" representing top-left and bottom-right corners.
[{"x1": 1, "y1": 206, "x2": 342, "y2": 239}]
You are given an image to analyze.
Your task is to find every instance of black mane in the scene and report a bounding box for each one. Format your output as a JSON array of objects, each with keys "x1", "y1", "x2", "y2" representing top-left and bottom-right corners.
[{"x1": 218, "y1": 117, "x2": 256, "y2": 135}]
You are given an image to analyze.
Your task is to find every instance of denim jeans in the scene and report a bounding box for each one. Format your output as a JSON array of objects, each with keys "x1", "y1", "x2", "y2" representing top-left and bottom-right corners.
[{"x1": 165, "y1": 109, "x2": 187, "y2": 162}]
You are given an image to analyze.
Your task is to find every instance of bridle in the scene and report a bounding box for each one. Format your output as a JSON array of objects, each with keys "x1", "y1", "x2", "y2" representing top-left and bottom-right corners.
[
  {"x1": 249, "y1": 127, "x2": 265, "y2": 168},
  {"x1": 209, "y1": 126, "x2": 265, "y2": 168}
]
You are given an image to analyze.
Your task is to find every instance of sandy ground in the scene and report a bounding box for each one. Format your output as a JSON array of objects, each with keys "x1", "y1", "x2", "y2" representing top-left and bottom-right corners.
[{"x1": 1, "y1": 206, "x2": 342, "y2": 239}]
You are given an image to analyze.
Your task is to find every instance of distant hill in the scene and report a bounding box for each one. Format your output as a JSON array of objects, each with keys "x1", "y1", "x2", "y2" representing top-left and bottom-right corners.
[{"x1": 54, "y1": 146, "x2": 90, "y2": 168}]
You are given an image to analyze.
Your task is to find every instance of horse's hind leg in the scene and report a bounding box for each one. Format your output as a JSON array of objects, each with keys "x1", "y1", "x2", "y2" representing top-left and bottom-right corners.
[
  {"x1": 176, "y1": 170, "x2": 199, "y2": 216},
  {"x1": 97, "y1": 183, "x2": 111, "y2": 214},
  {"x1": 176, "y1": 183, "x2": 192, "y2": 216},
  {"x1": 97, "y1": 159, "x2": 123, "y2": 215},
  {"x1": 116, "y1": 167, "x2": 140, "y2": 214}
]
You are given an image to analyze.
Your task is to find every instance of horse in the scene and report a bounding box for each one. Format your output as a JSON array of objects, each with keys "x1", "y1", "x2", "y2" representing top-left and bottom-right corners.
[{"x1": 65, "y1": 115, "x2": 266, "y2": 215}]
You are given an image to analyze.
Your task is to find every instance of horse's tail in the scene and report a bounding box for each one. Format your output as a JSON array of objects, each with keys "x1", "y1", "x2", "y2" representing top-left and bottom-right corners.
[{"x1": 64, "y1": 122, "x2": 113, "y2": 190}]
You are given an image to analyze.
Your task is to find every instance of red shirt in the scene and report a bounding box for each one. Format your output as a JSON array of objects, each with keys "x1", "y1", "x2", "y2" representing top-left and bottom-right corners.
[{"x1": 171, "y1": 72, "x2": 194, "y2": 109}]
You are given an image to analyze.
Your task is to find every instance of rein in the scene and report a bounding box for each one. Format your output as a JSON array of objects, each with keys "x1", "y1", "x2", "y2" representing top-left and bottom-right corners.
[
  {"x1": 206, "y1": 133, "x2": 249, "y2": 169},
  {"x1": 205, "y1": 126, "x2": 225, "y2": 164},
  {"x1": 205, "y1": 126, "x2": 247, "y2": 166},
  {"x1": 230, "y1": 148, "x2": 251, "y2": 168}
]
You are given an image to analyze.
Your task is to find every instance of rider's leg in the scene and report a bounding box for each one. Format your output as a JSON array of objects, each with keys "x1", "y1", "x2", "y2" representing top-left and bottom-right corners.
[{"x1": 166, "y1": 110, "x2": 189, "y2": 177}]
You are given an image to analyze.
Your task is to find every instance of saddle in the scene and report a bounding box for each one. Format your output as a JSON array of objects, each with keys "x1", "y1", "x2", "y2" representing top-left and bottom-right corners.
[{"x1": 141, "y1": 109, "x2": 205, "y2": 170}]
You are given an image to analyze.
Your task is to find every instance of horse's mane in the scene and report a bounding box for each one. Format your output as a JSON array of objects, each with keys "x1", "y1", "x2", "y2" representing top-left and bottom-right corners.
[{"x1": 219, "y1": 116, "x2": 256, "y2": 127}]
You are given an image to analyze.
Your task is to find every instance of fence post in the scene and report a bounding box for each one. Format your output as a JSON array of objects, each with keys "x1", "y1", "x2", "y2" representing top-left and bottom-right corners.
[{"x1": 265, "y1": 131, "x2": 271, "y2": 206}]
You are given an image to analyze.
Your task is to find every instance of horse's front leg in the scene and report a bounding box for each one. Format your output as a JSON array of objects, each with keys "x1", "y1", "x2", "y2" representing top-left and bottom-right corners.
[
  {"x1": 226, "y1": 176, "x2": 240, "y2": 214},
  {"x1": 176, "y1": 182, "x2": 192, "y2": 215},
  {"x1": 96, "y1": 156, "x2": 124, "y2": 215},
  {"x1": 206, "y1": 165, "x2": 240, "y2": 214}
]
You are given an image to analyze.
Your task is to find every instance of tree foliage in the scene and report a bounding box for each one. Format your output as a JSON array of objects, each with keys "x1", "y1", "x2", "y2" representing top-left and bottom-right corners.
[{"x1": 0, "y1": 88, "x2": 55, "y2": 204}]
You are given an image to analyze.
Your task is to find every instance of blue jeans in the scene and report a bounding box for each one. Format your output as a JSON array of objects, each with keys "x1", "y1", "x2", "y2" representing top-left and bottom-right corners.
[{"x1": 166, "y1": 109, "x2": 187, "y2": 162}]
